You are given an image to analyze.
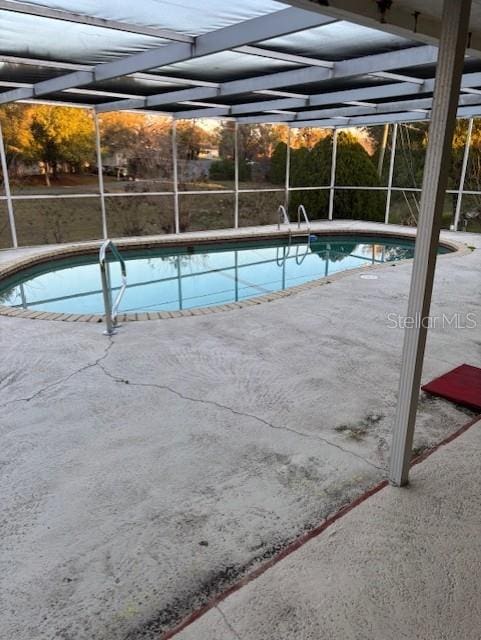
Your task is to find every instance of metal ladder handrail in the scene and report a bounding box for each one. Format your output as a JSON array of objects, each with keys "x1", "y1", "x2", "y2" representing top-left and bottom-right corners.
[
  {"x1": 297, "y1": 204, "x2": 311, "y2": 232},
  {"x1": 99, "y1": 239, "x2": 127, "y2": 335},
  {"x1": 277, "y1": 204, "x2": 290, "y2": 229},
  {"x1": 294, "y1": 205, "x2": 312, "y2": 264},
  {"x1": 276, "y1": 205, "x2": 292, "y2": 266}
]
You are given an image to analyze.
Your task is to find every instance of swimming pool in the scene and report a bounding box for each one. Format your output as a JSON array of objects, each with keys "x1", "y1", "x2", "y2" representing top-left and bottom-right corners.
[{"x1": 0, "y1": 235, "x2": 452, "y2": 316}]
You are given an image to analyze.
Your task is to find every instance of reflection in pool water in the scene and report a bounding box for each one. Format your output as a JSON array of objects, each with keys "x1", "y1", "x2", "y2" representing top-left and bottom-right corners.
[{"x1": 0, "y1": 235, "x2": 450, "y2": 315}]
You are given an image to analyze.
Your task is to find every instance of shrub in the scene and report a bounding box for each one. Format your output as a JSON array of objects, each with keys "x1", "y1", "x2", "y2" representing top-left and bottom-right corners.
[
  {"x1": 268, "y1": 142, "x2": 287, "y2": 184},
  {"x1": 209, "y1": 158, "x2": 251, "y2": 181},
  {"x1": 270, "y1": 132, "x2": 384, "y2": 222}
]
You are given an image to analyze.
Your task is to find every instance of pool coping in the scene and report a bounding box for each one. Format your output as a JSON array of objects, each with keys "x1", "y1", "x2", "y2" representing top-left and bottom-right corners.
[{"x1": 0, "y1": 226, "x2": 469, "y2": 323}]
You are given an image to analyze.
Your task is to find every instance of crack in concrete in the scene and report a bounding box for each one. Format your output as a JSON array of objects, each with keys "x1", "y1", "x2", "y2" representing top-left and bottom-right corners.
[
  {"x1": 1, "y1": 334, "x2": 383, "y2": 472},
  {"x1": 217, "y1": 605, "x2": 243, "y2": 640},
  {"x1": 0, "y1": 339, "x2": 114, "y2": 410},
  {"x1": 96, "y1": 360, "x2": 384, "y2": 473}
]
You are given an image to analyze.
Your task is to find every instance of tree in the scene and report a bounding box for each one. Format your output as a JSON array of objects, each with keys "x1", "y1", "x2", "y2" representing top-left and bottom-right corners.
[
  {"x1": 269, "y1": 141, "x2": 287, "y2": 184},
  {"x1": 23, "y1": 106, "x2": 95, "y2": 186},
  {"x1": 176, "y1": 120, "x2": 215, "y2": 160},
  {"x1": 100, "y1": 112, "x2": 172, "y2": 180},
  {"x1": 0, "y1": 104, "x2": 32, "y2": 174},
  {"x1": 238, "y1": 124, "x2": 284, "y2": 161},
  {"x1": 291, "y1": 127, "x2": 329, "y2": 150}
]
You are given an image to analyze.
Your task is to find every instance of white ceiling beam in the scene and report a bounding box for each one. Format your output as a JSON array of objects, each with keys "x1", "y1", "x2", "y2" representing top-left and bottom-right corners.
[
  {"x1": 0, "y1": 4, "x2": 436, "y2": 86},
  {"x1": 0, "y1": 83, "x2": 145, "y2": 99},
  {"x1": 309, "y1": 82, "x2": 422, "y2": 107},
  {"x1": 291, "y1": 92, "x2": 481, "y2": 122},
  {"x1": 239, "y1": 102, "x2": 481, "y2": 128},
  {"x1": 234, "y1": 47, "x2": 425, "y2": 86},
  {"x1": 0, "y1": 54, "x2": 221, "y2": 91},
  {"x1": 175, "y1": 106, "x2": 229, "y2": 119},
  {"x1": 94, "y1": 44, "x2": 437, "y2": 114},
  {"x1": 174, "y1": 96, "x2": 308, "y2": 119},
  {"x1": 233, "y1": 45, "x2": 333, "y2": 68},
  {"x1": 0, "y1": 0, "x2": 194, "y2": 42},
  {"x1": 166, "y1": 47, "x2": 437, "y2": 119},
  {"x1": 255, "y1": 89, "x2": 309, "y2": 99},
  {"x1": 278, "y1": 0, "x2": 481, "y2": 58},
  {"x1": 0, "y1": 7, "x2": 335, "y2": 103},
  {"x1": 221, "y1": 45, "x2": 436, "y2": 96},
  {"x1": 187, "y1": 91, "x2": 481, "y2": 123},
  {"x1": 373, "y1": 71, "x2": 425, "y2": 84},
  {"x1": 233, "y1": 97, "x2": 307, "y2": 114}
]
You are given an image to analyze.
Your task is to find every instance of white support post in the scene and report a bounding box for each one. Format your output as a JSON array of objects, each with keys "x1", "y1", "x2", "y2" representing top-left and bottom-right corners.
[
  {"x1": 328, "y1": 128, "x2": 338, "y2": 220},
  {"x1": 385, "y1": 122, "x2": 398, "y2": 224},
  {"x1": 172, "y1": 120, "x2": 180, "y2": 234},
  {"x1": 377, "y1": 123, "x2": 390, "y2": 178},
  {"x1": 93, "y1": 111, "x2": 107, "y2": 239},
  {"x1": 234, "y1": 121, "x2": 239, "y2": 228},
  {"x1": 390, "y1": 0, "x2": 472, "y2": 487},
  {"x1": 0, "y1": 119, "x2": 18, "y2": 247},
  {"x1": 453, "y1": 116, "x2": 474, "y2": 230},
  {"x1": 285, "y1": 127, "x2": 291, "y2": 212}
]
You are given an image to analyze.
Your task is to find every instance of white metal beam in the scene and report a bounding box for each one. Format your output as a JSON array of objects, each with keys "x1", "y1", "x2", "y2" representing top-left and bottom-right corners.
[
  {"x1": 0, "y1": 7, "x2": 335, "y2": 103},
  {"x1": 93, "y1": 112, "x2": 107, "y2": 239},
  {"x1": 0, "y1": 0, "x2": 425, "y2": 92},
  {"x1": 308, "y1": 71, "x2": 481, "y2": 107},
  {"x1": 384, "y1": 123, "x2": 398, "y2": 224},
  {"x1": 220, "y1": 45, "x2": 437, "y2": 97},
  {"x1": 234, "y1": 121, "x2": 239, "y2": 228},
  {"x1": 172, "y1": 121, "x2": 179, "y2": 234},
  {"x1": 0, "y1": 0, "x2": 193, "y2": 42},
  {"x1": 95, "y1": 44, "x2": 437, "y2": 114},
  {"x1": 173, "y1": 89, "x2": 481, "y2": 122},
  {"x1": 235, "y1": 101, "x2": 481, "y2": 127},
  {"x1": 292, "y1": 92, "x2": 481, "y2": 123},
  {"x1": 0, "y1": 118, "x2": 17, "y2": 247},
  {"x1": 285, "y1": 127, "x2": 291, "y2": 212},
  {"x1": 174, "y1": 106, "x2": 228, "y2": 119},
  {"x1": 233, "y1": 45, "x2": 333, "y2": 69},
  {"x1": 328, "y1": 129, "x2": 338, "y2": 220},
  {"x1": 279, "y1": 0, "x2": 481, "y2": 58},
  {"x1": 390, "y1": 0, "x2": 472, "y2": 487},
  {"x1": 453, "y1": 116, "x2": 474, "y2": 230},
  {"x1": 0, "y1": 54, "x2": 222, "y2": 92},
  {"x1": 173, "y1": 97, "x2": 308, "y2": 119}
]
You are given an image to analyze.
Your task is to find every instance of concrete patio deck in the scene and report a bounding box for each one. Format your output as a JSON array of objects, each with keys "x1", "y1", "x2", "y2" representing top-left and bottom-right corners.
[
  {"x1": 1, "y1": 221, "x2": 480, "y2": 639},
  {"x1": 176, "y1": 414, "x2": 481, "y2": 640}
]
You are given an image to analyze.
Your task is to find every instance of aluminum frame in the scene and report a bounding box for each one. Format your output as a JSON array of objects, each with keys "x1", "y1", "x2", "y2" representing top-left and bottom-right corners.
[
  {"x1": 389, "y1": 0, "x2": 472, "y2": 487},
  {"x1": 453, "y1": 117, "x2": 474, "y2": 230}
]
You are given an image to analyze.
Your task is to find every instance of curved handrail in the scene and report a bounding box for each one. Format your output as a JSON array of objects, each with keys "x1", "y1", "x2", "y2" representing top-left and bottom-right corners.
[
  {"x1": 276, "y1": 205, "x2": 292, "y2": 266},
  {"x1": 297, "y1": 204, "x2": 311, "y2": 232},
  {"x1": 277, "y1": 204, "x2": 290, "y2": 229},
  {"x1": 99, "y1": 239, "x2": 127, "y2": 335}
]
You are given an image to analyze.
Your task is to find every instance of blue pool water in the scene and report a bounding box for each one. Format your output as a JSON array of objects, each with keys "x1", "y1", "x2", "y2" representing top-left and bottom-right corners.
[{"x1": 0, "y1": 235, "x2": 451, "y2": 315}]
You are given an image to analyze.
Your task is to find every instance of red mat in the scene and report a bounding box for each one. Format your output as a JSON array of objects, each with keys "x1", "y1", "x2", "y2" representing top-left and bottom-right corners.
[{"x1": 422, "y1": 364, "x2": 481, "y2": 411}]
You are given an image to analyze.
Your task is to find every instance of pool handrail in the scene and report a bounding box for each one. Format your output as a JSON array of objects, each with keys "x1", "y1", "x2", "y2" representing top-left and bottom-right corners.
[
  {"x1": 277, "y1": 204, "x2": 290, "y2": 229},
  {"x1": 297, "y1": 204, "x2": 311, "y2": 232},
  {"x1": 99, "y1": 239, "x2": 127, "y2": 336}
]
